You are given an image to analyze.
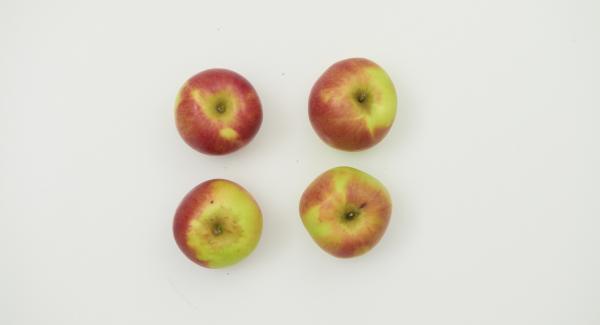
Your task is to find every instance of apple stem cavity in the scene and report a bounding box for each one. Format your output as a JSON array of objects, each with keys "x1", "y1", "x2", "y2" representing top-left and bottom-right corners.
[
  {"x1": 212, "y1": 223, "x2": 223, "y2": 236},
  {"x1": 215, "y1": 102, "x2": 226, "y2": 114},
  {"x1": 354, "y1": 90, "x2": 370, "y2": 108},
  {"x1": 357, "y1": 93, "x2": 367, "y2": 103},
  {"x1": 344, "y1": 211, "x2": 358, "y2": 221}
]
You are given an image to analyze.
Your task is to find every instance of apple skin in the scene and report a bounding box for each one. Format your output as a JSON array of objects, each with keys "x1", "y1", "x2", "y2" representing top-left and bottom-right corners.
[
  {"x1": 175, "y1": 69, "x2": 262, "y2": 155},
  {"x1": 299, "y1": 166, "x2": 392, "y2": 258},
  {"x1": 173, "y1": 179, "x2": 263, "y2": 268},
  {"x1": 309, "y1": 58, "x2": 397, "y2": 151}
]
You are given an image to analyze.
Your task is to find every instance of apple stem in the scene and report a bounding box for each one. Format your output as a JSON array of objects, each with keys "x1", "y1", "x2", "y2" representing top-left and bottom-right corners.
[
  {"x1": 212, "y1": 224, "x2": 223, "y2": 236},
  {"x1": 357, "y1": 93, "x2": 367, "y2": 103},
  {"x1": 345, "y1": 211, "x2": 357, "y2": 221}
]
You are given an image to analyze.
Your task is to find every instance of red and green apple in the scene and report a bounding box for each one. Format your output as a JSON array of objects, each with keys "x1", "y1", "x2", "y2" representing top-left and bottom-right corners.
[
  {"x1": 175, "y1": 69, "x2": 262, "y2": 155},
  {"x1": 309, "y1": 58, "x2": 397, "y2": 151},
  {"x1": 173, "y1": 179, "x2": 263, "y2": 268},
  {"x1": 299, "y1": 166, "x2": 392, "y2": 258}
]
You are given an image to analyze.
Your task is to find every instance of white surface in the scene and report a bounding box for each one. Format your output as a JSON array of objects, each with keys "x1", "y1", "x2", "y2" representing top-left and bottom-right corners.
[{"x1": 1, "y1": 0, "x2": 599, "y2": 324}]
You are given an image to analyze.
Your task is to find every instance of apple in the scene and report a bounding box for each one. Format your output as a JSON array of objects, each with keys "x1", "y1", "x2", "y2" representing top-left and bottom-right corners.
[
  {"x1": 175, "y1": 69, "x2": 262, "y2": 155},
  {"x1": 173, "y1": 179, "x2": 263, "y2": 268},
  {"x1": 299, "y1": 166, "x2": 392, "y2": 258},
  {"x1": 309, "y1": 58, "x2": 397, "y2": 151}
]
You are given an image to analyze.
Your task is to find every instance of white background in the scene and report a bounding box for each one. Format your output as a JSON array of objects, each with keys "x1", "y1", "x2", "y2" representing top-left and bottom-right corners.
[{"x1": 1, "y1": 0, "x2": 599, "y2": 324}]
